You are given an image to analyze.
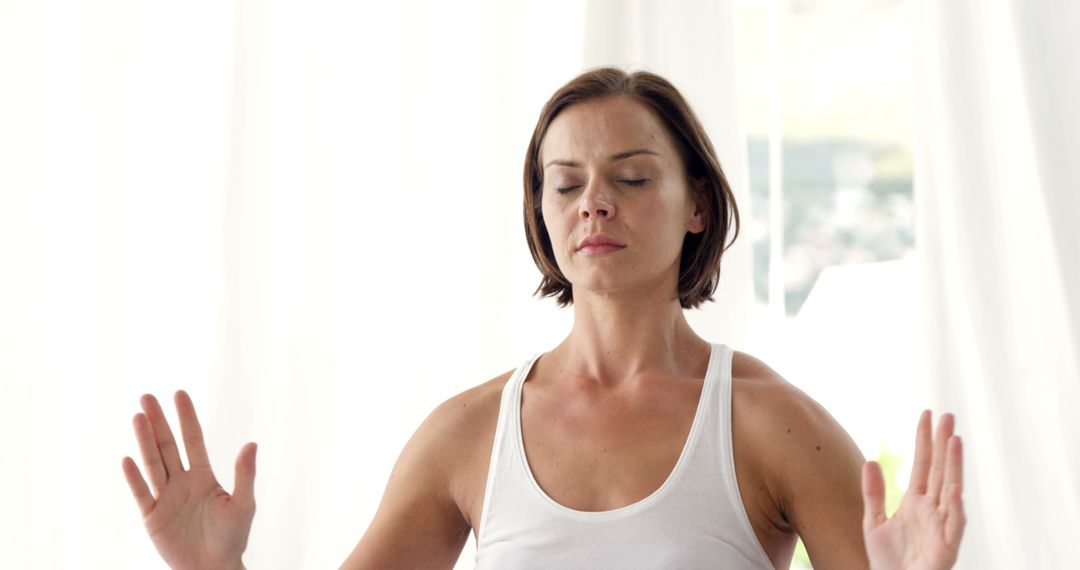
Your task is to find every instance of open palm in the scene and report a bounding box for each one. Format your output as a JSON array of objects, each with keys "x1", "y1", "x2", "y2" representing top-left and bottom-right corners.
[
  {"x1": 862, "y1": 411, "x2": 965, "y2": 569},
  {"x1": 121, "y1": 391, "x2": 257, "y2": 570}
]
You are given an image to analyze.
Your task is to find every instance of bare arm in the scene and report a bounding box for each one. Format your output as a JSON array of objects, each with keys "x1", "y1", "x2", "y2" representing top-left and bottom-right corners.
[
  {"x1": 768, "y1": 385, "x2": 869, "y2": 569},
  {"x1": 781, "y1": 403, "x2": 966, "y2": 569},
  {"x1": 738, "y1": 363, "x2": 964, "y2": 570},
  {"x1": 732, "y1": 352, "x2": 869, "y2": 568},
  {"x1": 340, "y1": 398, "x2": 473, "y2": 569}
]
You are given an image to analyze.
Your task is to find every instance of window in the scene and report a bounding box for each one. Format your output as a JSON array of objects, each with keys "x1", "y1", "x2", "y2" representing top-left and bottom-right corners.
[{"x1": 736, "y1": 1, "x2": 918, "y2": 566}]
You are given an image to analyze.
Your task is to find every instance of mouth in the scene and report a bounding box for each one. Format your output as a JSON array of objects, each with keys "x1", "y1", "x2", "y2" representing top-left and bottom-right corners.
[
  {"x1": 576, "y1": 234, "x2": 627, "y2": 255},
  {"x1": 578, "y1": 243, "x2": 625, "y2": 255}
]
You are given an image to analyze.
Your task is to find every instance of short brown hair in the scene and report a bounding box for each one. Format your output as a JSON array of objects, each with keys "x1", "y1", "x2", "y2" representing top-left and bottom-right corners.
[{"x1": 523, "y1": 67, "x2": 741, "y2": 309}]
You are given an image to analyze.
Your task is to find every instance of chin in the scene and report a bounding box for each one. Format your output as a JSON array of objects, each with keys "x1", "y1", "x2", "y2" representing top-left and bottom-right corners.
[{"x1": 566, "y1": 273, "x2": 638, "y2": 298}]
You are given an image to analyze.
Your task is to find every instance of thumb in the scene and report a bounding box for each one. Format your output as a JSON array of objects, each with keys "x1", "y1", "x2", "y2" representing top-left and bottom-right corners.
[
  {"x1": 232, "y1": 442, "x2": 257, "y2": 509},
  {"x1": 861, "y1": 460, "x2": 886, "y2": 536}
]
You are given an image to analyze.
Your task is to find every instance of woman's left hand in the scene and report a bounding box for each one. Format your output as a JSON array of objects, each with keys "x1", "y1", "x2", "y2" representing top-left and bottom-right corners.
[{"x1": 861, "y1": 410, "x2": 965, "y2": 569}]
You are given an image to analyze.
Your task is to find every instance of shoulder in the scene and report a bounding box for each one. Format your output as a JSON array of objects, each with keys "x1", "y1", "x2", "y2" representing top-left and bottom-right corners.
[
  {"x1": 415, "y1": 367, "x2": 518, "y2": 527},
  {"x1": 343, "y1": 369, "x2": 518, "y2": 567},
  {"x1": 731, "y1": 350, "x2": 868, "y2": 565},
  {"x1": 408, "y1": 368, "x2": 513, "y2": 475},
  {"x1": 730, "y1": 350, "x2": 847, "y2": 451},
  {"x1": 424, "y1": 369, "x2": 514, "y2": 447},
  {"x1": 731, "y1": 349, "x2": 864, "y2": 482},
  {"x1": 377, "y1": 364, "x2": 517, "y2": 498}
]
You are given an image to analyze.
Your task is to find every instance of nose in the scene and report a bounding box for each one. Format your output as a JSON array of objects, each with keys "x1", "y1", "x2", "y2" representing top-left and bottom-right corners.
[{"x1": 578, "y1": 180, "x2": 616, "y2": 220}]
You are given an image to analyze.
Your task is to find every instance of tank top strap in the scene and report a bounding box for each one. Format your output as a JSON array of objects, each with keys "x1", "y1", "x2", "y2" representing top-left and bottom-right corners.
[{"x1": 475, "y1": 351, "x2": 542, "y2": 542}]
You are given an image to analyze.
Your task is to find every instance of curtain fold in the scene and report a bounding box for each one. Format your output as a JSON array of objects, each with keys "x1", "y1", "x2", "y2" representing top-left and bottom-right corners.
[{"x1": 910, "y1": 0, "x2": 1080, "y2": 566}]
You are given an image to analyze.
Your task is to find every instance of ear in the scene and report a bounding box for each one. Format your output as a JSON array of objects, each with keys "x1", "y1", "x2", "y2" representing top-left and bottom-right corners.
[{"x1": 687, "y1": 178, "x2": 708, "y2": 234}]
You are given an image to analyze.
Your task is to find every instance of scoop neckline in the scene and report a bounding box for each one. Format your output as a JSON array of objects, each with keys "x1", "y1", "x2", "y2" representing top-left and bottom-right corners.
[{"x1": 513, "y1": 342, "x2": 720, "y2": 520}]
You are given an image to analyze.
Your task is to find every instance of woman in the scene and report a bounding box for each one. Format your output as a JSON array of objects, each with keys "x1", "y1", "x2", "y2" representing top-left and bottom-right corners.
[{"x1": 122, "y1": 68, "x2": 965, "y2": 569}]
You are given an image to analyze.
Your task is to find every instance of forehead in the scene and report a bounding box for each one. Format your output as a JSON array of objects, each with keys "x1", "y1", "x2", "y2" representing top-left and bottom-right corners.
[{"x1": 540, "y1": 96, "x2": 677, "y2": 164}]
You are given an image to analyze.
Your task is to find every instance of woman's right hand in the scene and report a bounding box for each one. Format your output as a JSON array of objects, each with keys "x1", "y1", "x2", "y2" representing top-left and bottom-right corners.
[{"x1": 121, "y1": 390, "x2": 257, "y2": 570}]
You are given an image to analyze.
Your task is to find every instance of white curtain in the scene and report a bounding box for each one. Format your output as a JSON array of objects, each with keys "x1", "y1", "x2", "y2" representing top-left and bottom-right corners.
[
  {"x1": 910, "y1": 0, "x2": 1080, "y2": 566},
  {"x1": 0, "y1": 1, "x2": 750, "y2": 568}
]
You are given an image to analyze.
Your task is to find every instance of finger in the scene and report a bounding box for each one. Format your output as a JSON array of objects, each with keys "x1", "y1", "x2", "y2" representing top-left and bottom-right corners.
[
  {"x1": 908, "y1": 409, "x2": 932, "y2": 494},
  {"x1": 861, "y1": 461, "x2": 887, "y2": 536},
  {"x1": 121, "y1": 456, "x2": 156, "y2": 517},
  {"x1": 232, "y1": 442, "x2": 258, "y2": 511},
  {"x1": 140, "y1": 394, "x2": 186, "y2": 476},
  {"x1": 175, "y1": 390, "x2": 211, "y2": 470},
  {"x1": 940, "y1": 435, "x2": 963, "y2": 509},
  {"x1": 944, "y1": 482, "x2": 966, "y2": 547},
  {"x1": 927, "y1": 413, "x2": 955, "y2": 503},
  {"x1": 133, "y1": 413, "x2": 168, "y2": 495}
]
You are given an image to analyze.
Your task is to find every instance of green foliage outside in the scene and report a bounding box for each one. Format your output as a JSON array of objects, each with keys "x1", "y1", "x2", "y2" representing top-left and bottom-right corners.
[{"x1": 789, "y1": 444, "x2": 903, "y2": 569}]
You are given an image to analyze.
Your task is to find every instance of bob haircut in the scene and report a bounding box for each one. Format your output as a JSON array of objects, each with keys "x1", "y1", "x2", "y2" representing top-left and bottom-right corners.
[{"x1": 522, "y1": 67, "x2": 741, "y2": 309}]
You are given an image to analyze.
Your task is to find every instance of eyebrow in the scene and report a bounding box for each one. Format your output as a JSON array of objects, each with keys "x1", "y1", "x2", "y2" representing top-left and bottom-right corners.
[{"x1": 543, "y1": 148, "x2": 660, "y2": 170}]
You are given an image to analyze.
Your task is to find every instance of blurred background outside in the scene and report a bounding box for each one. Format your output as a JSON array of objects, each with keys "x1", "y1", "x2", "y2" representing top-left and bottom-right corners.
[{"x1": 736, "y1": 0, "x2": 917, "y2": 565}]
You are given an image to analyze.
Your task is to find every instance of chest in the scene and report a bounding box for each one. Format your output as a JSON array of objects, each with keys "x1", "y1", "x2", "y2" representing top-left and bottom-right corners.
[
  {"x1": 461, "y1": 374, "x2": 796, "y2": 563},
  {"x1": 517, "y1": 378, "x2": 702, "y2": 512}
]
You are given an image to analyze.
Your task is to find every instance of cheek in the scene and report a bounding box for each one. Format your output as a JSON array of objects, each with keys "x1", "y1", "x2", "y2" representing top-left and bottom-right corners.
[
  {"x1": 640, "y1": 188, "x2": 693, "y2": 250},
  {"x1": 635, "y1": 188, "x2": 681, "y2": 227},
  {"x1": 541, "y1": 197, "x2": 573, "y2": 236},
  {"x1": 539, "y1": 199, "x2": 553, "y2": 235}
]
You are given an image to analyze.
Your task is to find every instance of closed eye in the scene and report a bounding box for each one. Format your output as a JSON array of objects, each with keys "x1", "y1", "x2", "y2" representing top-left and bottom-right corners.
[{"x1": 556, "y1": 179, "x2": 649, "y2": 194}]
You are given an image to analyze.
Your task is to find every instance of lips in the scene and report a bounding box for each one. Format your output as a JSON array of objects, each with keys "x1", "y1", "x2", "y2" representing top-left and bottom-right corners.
[{"x1": 577, "y1": 234, "x2": 626, "y2": 254}]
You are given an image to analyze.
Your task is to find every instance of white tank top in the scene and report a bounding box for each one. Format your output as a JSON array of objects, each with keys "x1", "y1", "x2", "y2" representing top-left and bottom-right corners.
[{"x1": 473, "y1": 342, "x2": 774, "y2": 569}]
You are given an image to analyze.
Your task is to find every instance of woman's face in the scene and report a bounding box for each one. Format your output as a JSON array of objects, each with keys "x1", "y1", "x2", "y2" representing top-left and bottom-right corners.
[{"x1": 539, "y1": 95, "x2": 706, "y2": 302}]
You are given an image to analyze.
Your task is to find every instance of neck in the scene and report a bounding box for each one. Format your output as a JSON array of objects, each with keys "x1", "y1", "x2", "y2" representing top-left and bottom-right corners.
[{"x1": 548, "y1": 286, "x2": 709, "y2": 388}]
